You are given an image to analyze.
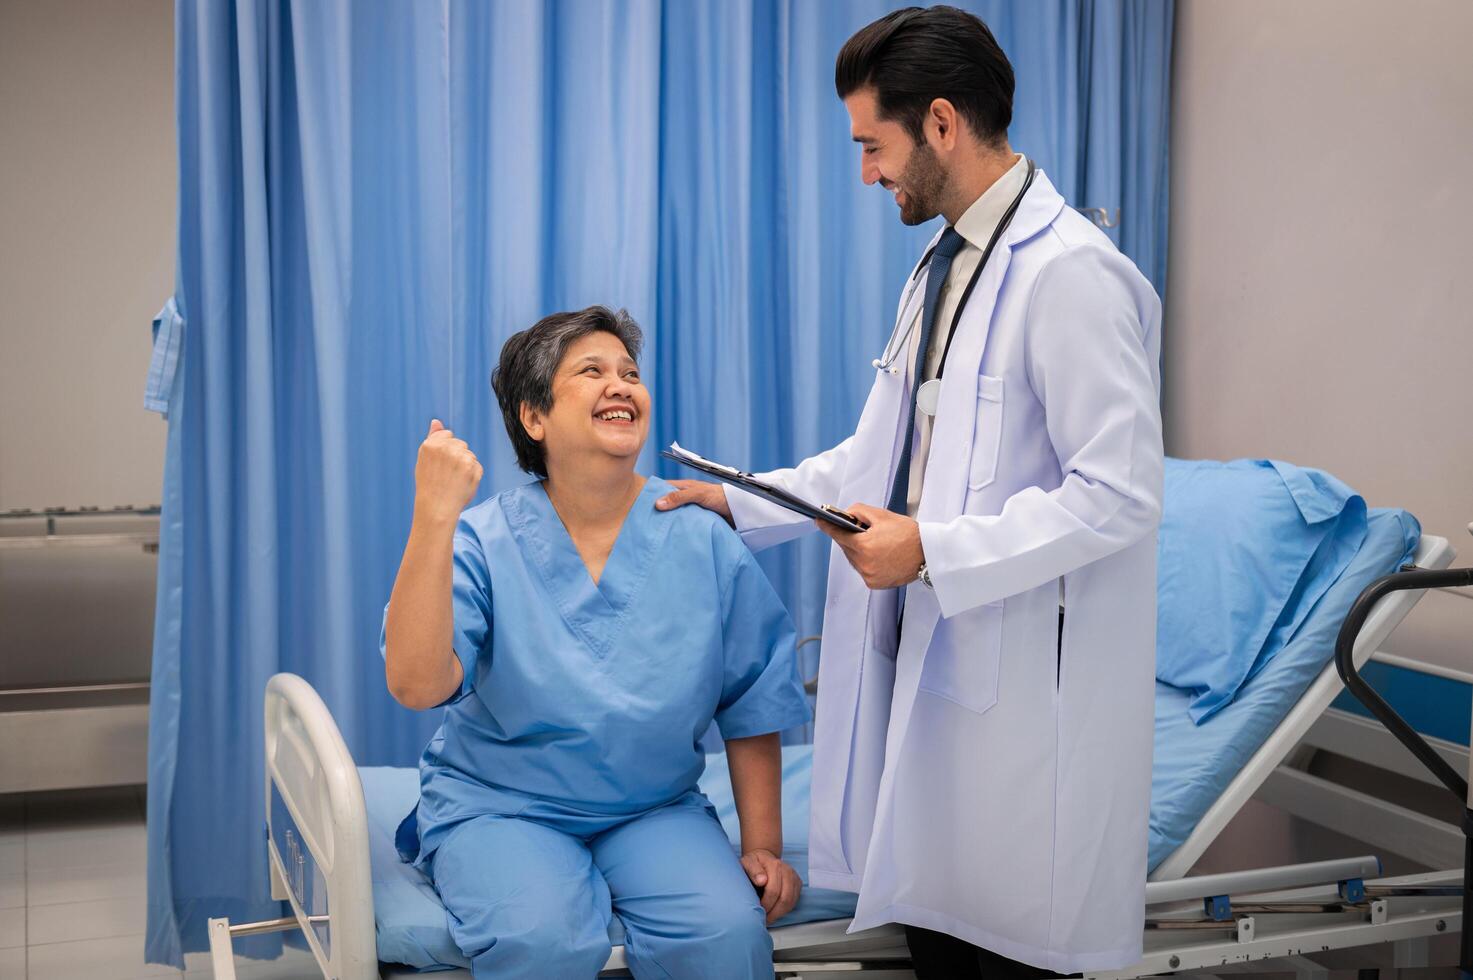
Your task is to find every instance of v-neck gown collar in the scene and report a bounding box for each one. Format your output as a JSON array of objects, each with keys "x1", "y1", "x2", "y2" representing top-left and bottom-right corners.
[{"x1": 501, "y1": 477, "x2": 674, "y2": 660}]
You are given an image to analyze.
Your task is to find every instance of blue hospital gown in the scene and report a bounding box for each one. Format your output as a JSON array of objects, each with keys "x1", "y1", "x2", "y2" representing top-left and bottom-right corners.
[{"x1": 383, "y1": 476, "x2": 810, "y2": 978}]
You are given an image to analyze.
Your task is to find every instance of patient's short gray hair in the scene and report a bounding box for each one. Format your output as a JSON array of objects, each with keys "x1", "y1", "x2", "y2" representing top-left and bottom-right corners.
[{"x1": 491, "y1": 306, "x2": 644, "y2": 479}]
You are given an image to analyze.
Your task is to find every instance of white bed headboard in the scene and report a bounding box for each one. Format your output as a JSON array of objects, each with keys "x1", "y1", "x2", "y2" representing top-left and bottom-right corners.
[{"x1": 263, "y1": 673, "x2": 378, "y2": 979}]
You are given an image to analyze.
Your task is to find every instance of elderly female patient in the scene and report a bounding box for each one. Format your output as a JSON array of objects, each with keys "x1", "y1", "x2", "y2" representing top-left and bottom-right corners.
[{"x1": 382, "y1": 306, "x2": 810, "y2": 979}]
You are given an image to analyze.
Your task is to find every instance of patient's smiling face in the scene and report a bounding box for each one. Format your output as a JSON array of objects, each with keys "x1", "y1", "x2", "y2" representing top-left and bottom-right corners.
[{"x1": 522, "y1": 331, "x2": 650, "y2": 472}]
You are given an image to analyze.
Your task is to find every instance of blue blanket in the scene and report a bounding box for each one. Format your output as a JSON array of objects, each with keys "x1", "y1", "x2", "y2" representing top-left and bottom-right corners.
[{"x1": 1155, "y1": 458, "x2": 1369, "y2": 722}]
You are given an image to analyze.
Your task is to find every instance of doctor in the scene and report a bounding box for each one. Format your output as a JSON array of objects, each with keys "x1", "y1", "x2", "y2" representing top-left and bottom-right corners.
[{"x1": 657, "y1": 6, "x2": 1163, "y2": 979}]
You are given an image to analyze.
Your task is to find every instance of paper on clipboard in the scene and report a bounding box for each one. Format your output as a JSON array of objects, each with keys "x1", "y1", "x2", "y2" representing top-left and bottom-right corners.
[
  {"x1": 661, "y1": 443, "x2": 869, "y2": 533},
  {"x1": 666, "y1": 442, "x2": 743, "y2": 478}
]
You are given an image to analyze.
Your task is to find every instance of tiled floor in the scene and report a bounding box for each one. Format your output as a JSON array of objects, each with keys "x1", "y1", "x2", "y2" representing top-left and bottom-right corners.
[{"x1": 0, "y1": 786, "x2": 319, "y2": 980}]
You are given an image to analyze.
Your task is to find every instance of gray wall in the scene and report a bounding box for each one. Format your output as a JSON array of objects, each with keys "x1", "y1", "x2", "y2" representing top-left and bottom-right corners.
[
  {"x1": 1165, "y1": 0, "x2": 1473, "y2": 673},
  {"x1": 0, "y1": 0, "x2": 173, "y2": 689},
  {"x1": 0, "y1": 0, "x2": 174, "y2": 512}
]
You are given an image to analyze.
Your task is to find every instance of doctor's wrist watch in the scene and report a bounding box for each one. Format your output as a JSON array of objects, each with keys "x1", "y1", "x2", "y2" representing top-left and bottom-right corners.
[{"x1": 917, "y1": 563, "x2": 934, "y2": 589}]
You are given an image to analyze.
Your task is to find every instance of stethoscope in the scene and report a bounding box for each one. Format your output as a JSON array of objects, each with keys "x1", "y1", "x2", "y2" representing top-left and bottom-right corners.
[{"x1": 872, "y1": 157, "x2": 1037, "y2": 417}]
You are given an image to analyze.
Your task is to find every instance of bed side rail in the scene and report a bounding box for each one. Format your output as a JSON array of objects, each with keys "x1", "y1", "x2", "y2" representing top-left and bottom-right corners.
[
  {"x1": 207, "y1": 673, "x2": 377, "y2": 980},
  {"x1": 1332, "y1": 558, "x2": 1473, "y2": 977},
  {"x1": 1334, "y1": 565, "x2": 1473, "y2": 801}
]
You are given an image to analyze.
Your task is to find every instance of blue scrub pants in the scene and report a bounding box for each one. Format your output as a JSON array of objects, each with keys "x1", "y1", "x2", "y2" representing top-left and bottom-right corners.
[{"x1": 428, "y1": 796, "x2": 773, "y2": 979}]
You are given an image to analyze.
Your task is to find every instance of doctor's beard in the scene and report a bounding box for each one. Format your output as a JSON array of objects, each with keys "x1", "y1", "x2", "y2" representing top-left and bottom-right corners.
[{"x1": 894, "y1": 141, "x2": 949, "y2": 226}]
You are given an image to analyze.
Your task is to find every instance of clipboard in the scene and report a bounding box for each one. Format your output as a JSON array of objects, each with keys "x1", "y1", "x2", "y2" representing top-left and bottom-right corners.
[{"x1": 661, "y1": 443, "x2": 869, "y2": 533}]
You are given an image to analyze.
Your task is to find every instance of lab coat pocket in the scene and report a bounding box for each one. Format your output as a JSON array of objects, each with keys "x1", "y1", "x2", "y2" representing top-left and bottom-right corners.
[
  {"x1": 918, "y1": 599, "x2": 1003, "y2": 715},
  {"x1": 968, "y1": 375, "x2": 1005, "y2": 491}
]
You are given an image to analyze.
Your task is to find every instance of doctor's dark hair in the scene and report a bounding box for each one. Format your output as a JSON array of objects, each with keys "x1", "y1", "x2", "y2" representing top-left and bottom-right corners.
[
  {"x1": 491, "y1": 305, "x2": 644, "y2": 479},
  {"x1": 835, "y1": 5, "x2": 1014, "y2": 150}
]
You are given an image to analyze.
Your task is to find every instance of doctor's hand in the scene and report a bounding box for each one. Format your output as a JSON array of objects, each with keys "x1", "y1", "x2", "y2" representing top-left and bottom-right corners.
[
  {"x1": 414, "y1": 419, "x2": 482, "y2": 526},
  {"x1": 654, "y1": 479, "x2": 733, "y2": 526},
  {"x1": 817, "y1": 504, "x2": 925, "y2": 590},
  {"x1": 740, "y1": 848, "x2": 802, "y2": 924}
]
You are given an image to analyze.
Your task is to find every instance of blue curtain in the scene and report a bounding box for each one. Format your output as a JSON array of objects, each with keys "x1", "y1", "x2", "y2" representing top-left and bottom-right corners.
[{"x1": 145, "y1": 0, "x2": 1173, "y2": 965}]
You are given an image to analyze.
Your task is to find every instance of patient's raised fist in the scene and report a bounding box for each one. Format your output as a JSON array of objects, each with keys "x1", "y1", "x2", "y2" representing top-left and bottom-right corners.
[{"x1": 415, "y1": 418, "x2": 483, "y2": 523}]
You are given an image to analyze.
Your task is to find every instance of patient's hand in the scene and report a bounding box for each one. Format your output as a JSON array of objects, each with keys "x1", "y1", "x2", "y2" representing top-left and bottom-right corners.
[
  {"x1": 415, "y1": 419, "x2": 483, "y2": 525},
  {"x1": 740, "y1": 848, "x2": 802, "y2": 923}
]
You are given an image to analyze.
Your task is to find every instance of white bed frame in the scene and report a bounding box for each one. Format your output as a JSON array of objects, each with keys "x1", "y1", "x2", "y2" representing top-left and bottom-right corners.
[{"x1": 208, "y1": 534, "x2": 1465, "y2": 980}]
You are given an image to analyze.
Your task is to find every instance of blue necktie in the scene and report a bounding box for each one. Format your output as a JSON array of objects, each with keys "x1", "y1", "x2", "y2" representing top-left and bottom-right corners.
[{"x1": 886, "y1": 227, "x2": 967, "y2": 515}]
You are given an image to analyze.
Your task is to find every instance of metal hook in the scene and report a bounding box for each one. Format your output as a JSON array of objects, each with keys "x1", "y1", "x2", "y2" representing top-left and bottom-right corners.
[{"x1": 1076, "y1": 206, "x2": 1121, "y2": 229}]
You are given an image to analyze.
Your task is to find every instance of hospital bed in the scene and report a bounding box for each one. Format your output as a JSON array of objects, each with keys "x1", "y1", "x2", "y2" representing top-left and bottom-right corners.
[{"x1": 207, "y1": 511, "x2": 1468, "y2": 979}]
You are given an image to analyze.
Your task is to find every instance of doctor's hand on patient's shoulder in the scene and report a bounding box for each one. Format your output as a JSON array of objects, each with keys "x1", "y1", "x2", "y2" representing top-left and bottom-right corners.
[
  {"x1": 654, "y1": 479, "x2": 733, "y2": 526},
  {"x1": 741, "y1": 848, "x2": 802, "y2": 924},
  {"x1": 816, "y1": 504, "x2": 925, "y2": 590},
  {"x1": 414, "y1": 419, "x2": 482, "y2": 526}
]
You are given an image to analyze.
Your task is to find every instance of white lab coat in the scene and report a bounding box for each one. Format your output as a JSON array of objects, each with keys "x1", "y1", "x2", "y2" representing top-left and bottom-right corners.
[{"x1": 727, "y1": 172, "x2": 1163, "y2": 973}]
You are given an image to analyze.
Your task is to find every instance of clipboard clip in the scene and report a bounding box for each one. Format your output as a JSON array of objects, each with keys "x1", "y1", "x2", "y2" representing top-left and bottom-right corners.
[{"x1": 821, "y1": 505, "x2": 870, "y2": 531}]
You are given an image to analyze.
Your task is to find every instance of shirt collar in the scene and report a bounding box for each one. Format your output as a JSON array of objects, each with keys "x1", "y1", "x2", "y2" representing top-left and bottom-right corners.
[{"x1": 952, "y1": 153, "x2": 1029, "y2": 250}]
